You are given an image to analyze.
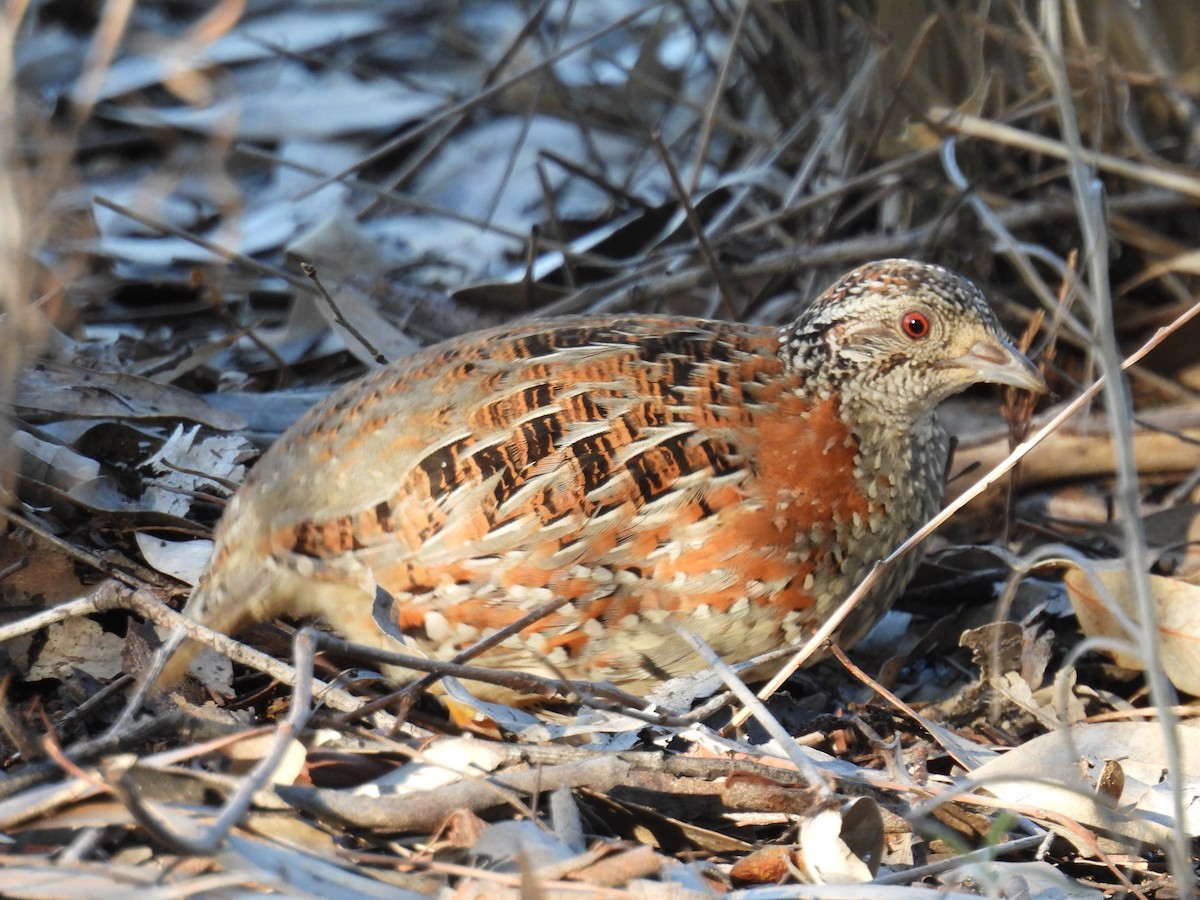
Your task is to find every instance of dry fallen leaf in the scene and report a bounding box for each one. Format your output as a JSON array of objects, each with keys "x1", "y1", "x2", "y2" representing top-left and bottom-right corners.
[
  {"x1": 1063, "y1": 564, "x2": 1200, "y2": 695},
  {"x1": 226, "y1": 733, "x2": 307, "y2": 786},
  {"x1": 28, "y1": 617, "x2": 125, "y2": 681},
  {"x1": 794, "y1": 798, "x2": 883, "y2": 884},
  {"x1": 135, "y1": 534, "x2": 213, "y2": 586},
  {"x1": 970, "y1": 721, "x2": 1200, "y2": 854},
  {"x1": 730, "y1": 844, "x2": 794, "y2": 885}
]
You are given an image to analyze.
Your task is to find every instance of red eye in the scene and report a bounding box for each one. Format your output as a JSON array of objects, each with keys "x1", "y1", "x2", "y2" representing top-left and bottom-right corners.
[{"x1": 901, "y1": 311, "x2": 930, "y2": 339}]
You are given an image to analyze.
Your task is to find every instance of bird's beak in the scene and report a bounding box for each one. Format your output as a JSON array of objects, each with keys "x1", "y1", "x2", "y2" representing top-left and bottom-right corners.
[{"x1": 942, "y1": 337, "x2": 1048, "y2": 393}]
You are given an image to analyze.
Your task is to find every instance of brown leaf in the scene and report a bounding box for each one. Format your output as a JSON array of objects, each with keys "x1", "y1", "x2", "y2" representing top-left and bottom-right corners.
[
  {"x1": 730, "y1": 844, "x2": 794, "y2": 885},
  {"x1": 1064, "y1": 564, "x2": 1200, "y2": 694}
]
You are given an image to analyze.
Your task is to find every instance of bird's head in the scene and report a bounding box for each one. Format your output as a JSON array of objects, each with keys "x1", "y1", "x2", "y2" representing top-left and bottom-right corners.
[{"x1": 782, "y1": 259, "x2": 1047, "y2": 423}]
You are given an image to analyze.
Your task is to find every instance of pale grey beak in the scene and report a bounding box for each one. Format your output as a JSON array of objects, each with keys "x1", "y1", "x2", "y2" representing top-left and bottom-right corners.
[{"x1": 942, "y1": 338, "x2": 1048, "y2": 394}]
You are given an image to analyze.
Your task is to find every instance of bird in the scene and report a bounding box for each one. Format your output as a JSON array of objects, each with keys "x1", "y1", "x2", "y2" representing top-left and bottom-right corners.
[{"x1": 156, "y1": 259, "x2": 1045, "y2": 700}]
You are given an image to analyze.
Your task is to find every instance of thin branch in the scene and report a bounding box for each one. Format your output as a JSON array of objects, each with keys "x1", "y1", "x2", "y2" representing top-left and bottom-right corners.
[{"x1": 301, "y1": 261, "x2": 389, "y2": 366}]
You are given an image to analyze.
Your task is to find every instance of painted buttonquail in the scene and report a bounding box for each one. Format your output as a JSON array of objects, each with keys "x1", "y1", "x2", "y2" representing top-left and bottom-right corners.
[{"x1": 159, "y1": 259, "x2": 1045, "y2": 698}]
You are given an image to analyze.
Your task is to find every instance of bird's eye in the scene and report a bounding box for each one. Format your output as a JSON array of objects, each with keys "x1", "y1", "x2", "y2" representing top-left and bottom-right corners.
[{"x1": 901, "y1": 311, "x2": 931, "y2": 339}]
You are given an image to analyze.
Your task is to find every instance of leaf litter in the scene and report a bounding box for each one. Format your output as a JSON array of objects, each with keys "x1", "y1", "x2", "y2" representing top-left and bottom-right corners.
[{"x1": 0, "y1": 1, "x2": 1198, "y2": 897}]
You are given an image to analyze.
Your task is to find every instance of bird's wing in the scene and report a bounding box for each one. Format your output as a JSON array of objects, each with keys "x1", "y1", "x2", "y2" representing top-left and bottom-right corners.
[{"x1": 250, "y1": 317, "x2": 785, "y2": 592}]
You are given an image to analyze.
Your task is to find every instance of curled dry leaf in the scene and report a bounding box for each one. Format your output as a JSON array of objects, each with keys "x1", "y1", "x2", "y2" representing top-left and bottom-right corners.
[
  {"x1": 795, "y1": 798, "x2": 883, "y2": 884},
  {"x1": 135, "y1": 534, "x2": 213, "y2": 586},
  {"x1": 1063, "y1": 563, "x2": 1200, "y2": 695},
  {"x1": 970, "y1": 721, "x2": 1200, "y2": 854},
  {"x1": 729, "y1": 844, "x2": 794, "y2": 885},
  {"x1": 226, "y1": 733, "x2": 307, "y2": 786},
  {"x1": 11, "y1": 430, "x2": 99, "y2": 493},
  {"x1": 15, "y1": 360, "x2": 245, "y2": 430},
  {"x1": 355, "y1": 736, "x2": 508, "y2": 798}
]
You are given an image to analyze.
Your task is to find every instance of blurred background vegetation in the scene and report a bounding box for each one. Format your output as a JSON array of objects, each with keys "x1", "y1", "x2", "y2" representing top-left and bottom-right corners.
[{"x1": 0, "y1": 0, "x2": 1197, "y2": 895}]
